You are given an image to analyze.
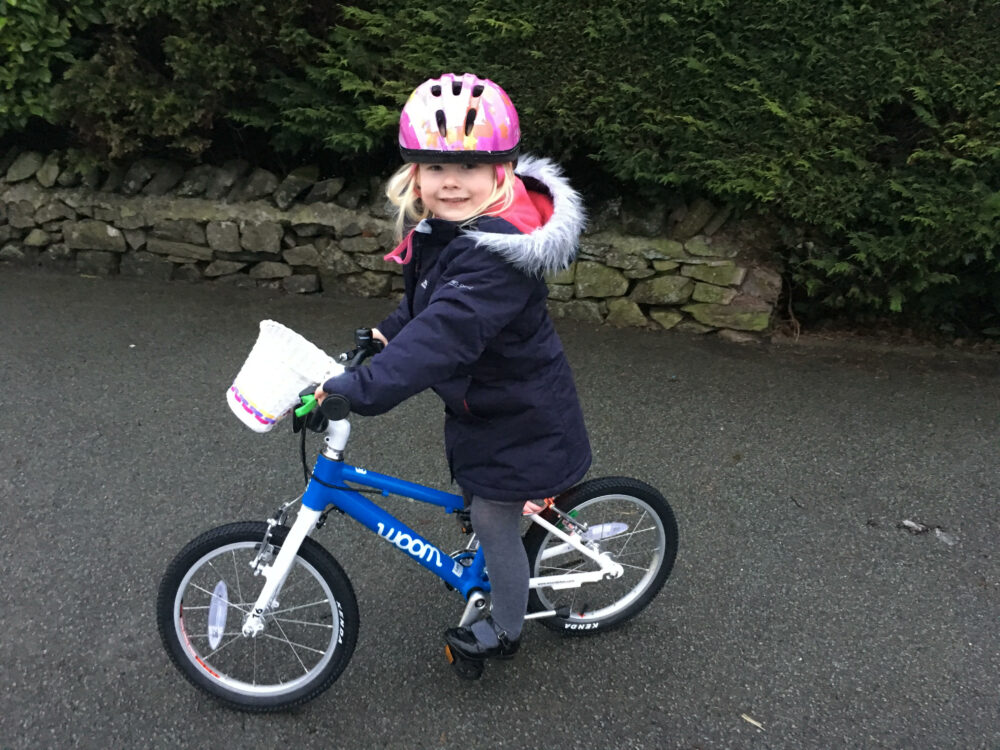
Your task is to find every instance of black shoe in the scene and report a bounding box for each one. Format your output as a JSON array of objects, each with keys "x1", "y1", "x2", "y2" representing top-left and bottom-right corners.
[{"x1": 444, "y1": 621, "x2": 520, "y2": 661}]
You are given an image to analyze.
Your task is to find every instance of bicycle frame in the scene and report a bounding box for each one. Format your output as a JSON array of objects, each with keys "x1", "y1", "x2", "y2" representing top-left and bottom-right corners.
[{"x1": 242, "y1": 419, "x2": 623, "y2": 637}]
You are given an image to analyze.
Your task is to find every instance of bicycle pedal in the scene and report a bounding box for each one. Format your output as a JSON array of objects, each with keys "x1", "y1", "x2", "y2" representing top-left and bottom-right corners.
[
  {"x1": 455, "y1": 509, "x2": 473, "y2": 535},
  {"x1": 444, "y1": 645, "x2": 484, "y2": 679}
]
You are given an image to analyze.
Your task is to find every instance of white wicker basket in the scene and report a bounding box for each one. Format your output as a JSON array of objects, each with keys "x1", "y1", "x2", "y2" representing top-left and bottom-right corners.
[{"x1": 226, "y1": 320, "x2": 344, "y2": 432}]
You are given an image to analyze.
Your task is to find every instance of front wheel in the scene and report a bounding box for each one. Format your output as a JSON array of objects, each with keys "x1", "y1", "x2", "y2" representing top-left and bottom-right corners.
[
  {"x1": 157, "y1": 522, "x2": 358, "y2": 712},
  {"x1": 524, "y1": 477, "x2": 678, "y2": 634}
]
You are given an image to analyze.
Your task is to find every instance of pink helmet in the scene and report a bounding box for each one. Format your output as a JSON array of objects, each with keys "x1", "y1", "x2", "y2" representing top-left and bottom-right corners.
[{"x1": 398, "y1": 73, "x2": 520, "y2": 163}]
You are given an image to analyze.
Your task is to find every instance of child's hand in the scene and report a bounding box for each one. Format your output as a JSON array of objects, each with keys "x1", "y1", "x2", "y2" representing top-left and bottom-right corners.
[
  {"x1": 372, "y1": 327, "x2": 388, "y2": 346},
  {"x1": 313, "y1": 385, "x2": 327, "y2": 405}
]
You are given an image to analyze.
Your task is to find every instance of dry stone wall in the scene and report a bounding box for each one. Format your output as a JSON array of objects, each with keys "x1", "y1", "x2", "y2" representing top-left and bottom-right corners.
[{"x1": 0, "y1": 148, "x2": 782, "y2": 337}]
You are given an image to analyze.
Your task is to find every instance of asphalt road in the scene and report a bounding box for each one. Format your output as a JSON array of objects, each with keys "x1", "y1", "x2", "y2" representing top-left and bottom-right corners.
[{"x1": 1, "y1": 267, "x2": 998, "y2": 750}]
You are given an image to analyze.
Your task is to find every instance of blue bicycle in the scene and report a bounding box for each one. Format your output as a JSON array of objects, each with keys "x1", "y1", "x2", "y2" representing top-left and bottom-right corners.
[{"x1": 157, "y1": 331, "x2": 679, "y2": 712}]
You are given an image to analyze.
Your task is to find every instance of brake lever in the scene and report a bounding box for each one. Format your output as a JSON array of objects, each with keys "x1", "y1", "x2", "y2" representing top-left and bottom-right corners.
[{"x1": 338, "y1": 329, "x2": 384, "y2": 371}]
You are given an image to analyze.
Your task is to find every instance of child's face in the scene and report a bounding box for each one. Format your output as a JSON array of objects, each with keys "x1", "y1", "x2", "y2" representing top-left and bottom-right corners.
[{"x1": 416, "y1": 163, "x2": 495, "y2": 222}]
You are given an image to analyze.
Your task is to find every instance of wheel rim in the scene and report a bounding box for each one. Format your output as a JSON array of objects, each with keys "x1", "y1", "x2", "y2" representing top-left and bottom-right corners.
[
  {"x1": 172, "y1": 541, "x2": 341, "y2": 698},
  {"x1": 532, "y1": 493, "x2": 666, "y2": 621}
]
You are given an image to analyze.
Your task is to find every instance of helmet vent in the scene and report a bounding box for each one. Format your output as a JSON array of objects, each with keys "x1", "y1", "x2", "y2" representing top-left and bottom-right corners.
[
  {"x1": 435, "y1": 109, "x2": 448, "y2": 136},
  {"x1": 464, "y1": 109, "x2": 477, "y2": 136},
  {"x1": 471, "y1": 84, "x2": 484, "y2": 98},
  {"x1": 430, "y1": 85, "x2": 442, "y2": 97},
  {"x1": 452, "y1": 80, "x2": 463, "y2": 95}
]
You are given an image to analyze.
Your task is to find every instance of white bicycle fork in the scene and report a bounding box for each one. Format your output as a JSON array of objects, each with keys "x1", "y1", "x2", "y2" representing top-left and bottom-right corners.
[{"x1": 241, "y1": 507, "x2": 322, "y2": 637}]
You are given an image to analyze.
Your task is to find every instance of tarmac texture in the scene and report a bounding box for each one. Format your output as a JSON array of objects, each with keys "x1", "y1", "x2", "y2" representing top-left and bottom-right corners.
[{"x1": 1, "y1": 268, "x2": 997, "y2": 749}]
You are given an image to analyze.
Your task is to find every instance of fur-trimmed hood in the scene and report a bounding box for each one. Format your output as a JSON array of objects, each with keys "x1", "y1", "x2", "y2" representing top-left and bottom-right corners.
[{"x1": 462, "y1": 154, "x2": 586, "y2": 277}]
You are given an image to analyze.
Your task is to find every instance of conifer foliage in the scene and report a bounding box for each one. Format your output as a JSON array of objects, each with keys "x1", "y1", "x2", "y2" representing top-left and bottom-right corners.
[{"x1": 2, "y1": 1, "x2": 998, "y2": 332}]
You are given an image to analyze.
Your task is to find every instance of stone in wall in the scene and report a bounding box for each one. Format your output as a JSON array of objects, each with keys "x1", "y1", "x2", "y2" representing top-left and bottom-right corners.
[
  {"x1": 8, "y1": 201, "x2": 36, "y2": 229},
  {"x1": 339, "y1": 271, "x2": 392, "y2": 297},
  {"x1": 548, "y1": 299, "x2": 607, "y2": 324},
  {"x1": 671, "y1": 197, "x2": 716, "y2": 240},
  {"x1": 204, "y1": 260, "x2": 247, "y2": 277},
  {"x1": 575, "y1": 261, "x2": 628, "y2": 298},
  {"x1": 120, "y1": 251, "x2": 174, "y2": 281},
  {"x1": 121, "y1": 159, "x2": 158, "y2": 196},
  {"x1": 6, "y1": 152, "x2": 43, "y2": 183},
  {"x1": 545, "y1": 263, "x2": 576, "y2": 285},
  {"x1": 691, "y1": 282, "x2": 738, "y2": 305},
  {"x1": 153, "y1": 219, "x2": 206, "y2": 245},
  {"x1": 124, "y1": 229, "x2": 146, "y2": 250},
  {"x1": 547, "y1": 284, "x2": 574, "y2": 301},
  {"x1": 685, "y1": 235, "x2": 738, "y2": 258},
  {"x1": 76, "y1": 250, "x2": 119, "y2": 275},
  {"x1": 274, "y1": 166, "x2": 318, "y2": 210},
  {"x1": 36, "y1": 153, "x2": 62, "y2": 188},
  {"x1": 249, "y1": 261, "x2": 292, "y2": 279},
  {"x1": 144, "y1": 162, "x2": 185, "y2": 196},
  {"x1": 240, "y1": 221, "x2": 282, "y2": 254},
  {"x1": 305, "y1": 178, "x2": 346, "y2": 204},
  {"x1": 63, "y1": 221, "x2": 127, "y2": 253},
  {"x1": 741, "y1": 267, "x2": 783, "y2": 305},
  {"x1": 229, "y1": 168, "x2": 279, "y2": 203},
  {"x1": 683, "y1": 298, "x2": 771, "y2": 331},
  {"x1": 174, "y1": 263, "x2": 203, "y2": 282},
  {"x1": 649, "y1": 308, "x2": 684, "y2": 330},
  {"x1": 621, "y1": 198, "x2": 667, "y2": 237},
  {"x1": 339, "y1": 235, "x2": 381, "y2": 254},
  {"x1": 283, "y1": 244, "x2": 322, "y2": 267},
  {"x1": 35, "y1": 201, "x2": 76, "y2": 224},
  {"x1": 630, "y1": 275, "x2": 694, "y2": 305},
  {"x1": 175, "y1": 165, "x2": 216, "y2": 197},
  {"x1": 23, "y1": 229, "x2": 51, "y2": 247},
  {"x1": 206, "y1": 221, "x2": 240, "y2": 253},
  {"x1": 146, "y1": 238, "x2": 212, "y2": 261},
  {"x1": 681, "y1": 262, "x2": 746, "y2": 287},
  {"x1": 204, "y1": 160, "x2": 249, "y2": 200},
  {"x1": 606, "y1": 298, "x2": 648, "y2": 328}
]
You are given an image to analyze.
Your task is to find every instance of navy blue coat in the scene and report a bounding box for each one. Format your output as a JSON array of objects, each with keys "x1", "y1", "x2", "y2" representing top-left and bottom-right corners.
[{"x1": 323, "y1": 156, "x2": 591, "y2": 502}]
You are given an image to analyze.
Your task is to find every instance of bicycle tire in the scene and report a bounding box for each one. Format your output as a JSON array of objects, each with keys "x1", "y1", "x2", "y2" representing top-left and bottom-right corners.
[
  {"x1": 523, "y1": 476, "x2": 678, "y2": 634},
  {"x1": 157, "y1": 522, "x2": 358, "y2": 712}
]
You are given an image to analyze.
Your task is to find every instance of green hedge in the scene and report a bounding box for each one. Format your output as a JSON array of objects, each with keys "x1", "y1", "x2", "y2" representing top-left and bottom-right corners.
[{"x1": 3, "y1": 0, "x2": 999, "y2": 333}]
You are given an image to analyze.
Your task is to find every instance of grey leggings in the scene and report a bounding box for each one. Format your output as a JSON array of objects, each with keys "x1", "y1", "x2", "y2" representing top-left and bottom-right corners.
[{"x1": 470, "y1": 494, "x2": 530, "y2": 642}]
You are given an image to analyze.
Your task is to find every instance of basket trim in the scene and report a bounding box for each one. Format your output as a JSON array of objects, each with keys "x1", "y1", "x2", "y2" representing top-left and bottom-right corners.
[{"x1": 229, "y1": 385, "x2": 280, "y2": 426}]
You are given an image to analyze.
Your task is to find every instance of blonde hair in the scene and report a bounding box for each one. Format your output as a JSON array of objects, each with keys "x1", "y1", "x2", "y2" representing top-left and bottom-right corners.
[{"x1": 385, "y1": 162, "x2": 517, "y2": 241}]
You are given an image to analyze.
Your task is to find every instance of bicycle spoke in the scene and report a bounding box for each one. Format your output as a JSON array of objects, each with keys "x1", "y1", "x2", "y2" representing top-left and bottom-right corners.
[
  {"x1": 261, "y1": 630, "x2": 327, "y2": 659},
  {"x1": 186, "y1": 582, "x2": 252, "y2": 615},
  {"x1": 268, "y1": 598, "x2": 332, "y2": 616},
  {"x1": 200, "y1": 630, "x2": 246, "y2": 660},
  {"x1": 616, "y1": 509, "x2": 649, "y2": 560},
  {"x1": 231, "y1": 549, "x2": 246, "y2": 608},
  {"x1": 188, "y1": 630, "x2": 244, "y2": 639},
  {"x1": 272, "y1": 617, "x2": 334, "y2": 629},
  {"x1": 617, "y1": 560, "x2": 657, "y2": 573}
]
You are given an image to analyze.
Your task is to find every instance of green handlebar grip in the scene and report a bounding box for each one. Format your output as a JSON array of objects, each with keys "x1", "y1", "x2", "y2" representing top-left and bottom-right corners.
[{"x1": 295, "y1": 394, "x2": 318, "y2": 417}]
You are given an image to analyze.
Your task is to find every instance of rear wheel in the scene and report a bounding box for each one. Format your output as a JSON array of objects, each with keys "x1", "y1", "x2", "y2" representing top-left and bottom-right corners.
[
  {"x1": 157, "y1": 522, "x2": 358, "y2": 711},
  {"x1": 524, "y1": 477, "x2": 678, "y2": 634}
]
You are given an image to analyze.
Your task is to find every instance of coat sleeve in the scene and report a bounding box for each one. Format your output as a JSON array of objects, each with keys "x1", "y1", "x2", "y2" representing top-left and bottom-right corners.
[
  {"x1": 322, "y1": 242, "x2": 535, "y2": 416},
  {"x1": 376, "y1": 294, "x2": 411, "y2": 341}
]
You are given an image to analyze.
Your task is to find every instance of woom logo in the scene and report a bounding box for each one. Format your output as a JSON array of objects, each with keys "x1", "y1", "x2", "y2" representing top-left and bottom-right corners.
[{"x1": 376, "y1": 523, "x2": 444, "y2": 568}]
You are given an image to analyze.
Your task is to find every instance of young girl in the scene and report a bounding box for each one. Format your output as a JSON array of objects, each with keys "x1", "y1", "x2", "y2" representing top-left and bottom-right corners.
[{"x1": 315, "y1": 72, "x2": 591, "y2": 666}]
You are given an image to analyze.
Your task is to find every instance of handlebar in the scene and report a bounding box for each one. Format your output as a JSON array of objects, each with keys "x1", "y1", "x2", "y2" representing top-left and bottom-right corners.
[
  {"x1": 293, "y1": 328, "x2": 384, "y2": 425},
  {"x1": 337, "y1": 327, "x2": 385, "y2": 370}
]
